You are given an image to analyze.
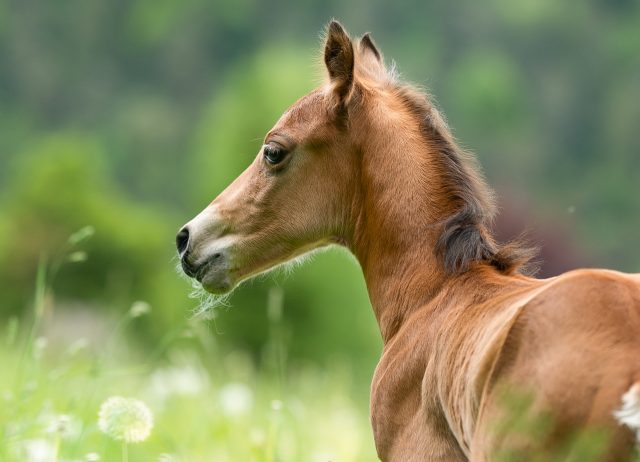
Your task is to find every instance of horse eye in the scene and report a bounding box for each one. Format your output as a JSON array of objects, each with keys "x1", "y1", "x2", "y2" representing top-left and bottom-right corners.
[{"x1": 263, "y1": 144, "x2": 287, "y2": 165}]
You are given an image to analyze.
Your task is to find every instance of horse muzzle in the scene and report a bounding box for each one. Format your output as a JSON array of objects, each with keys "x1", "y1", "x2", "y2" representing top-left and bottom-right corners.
[{"x1": 176, "y1": 206, "x2": 236, "y2": 294}]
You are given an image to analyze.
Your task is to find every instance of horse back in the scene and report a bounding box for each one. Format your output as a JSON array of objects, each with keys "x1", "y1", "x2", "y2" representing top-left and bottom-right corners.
[{"x1": 475, "y1": 269, "x2": 640, "y2": 461}]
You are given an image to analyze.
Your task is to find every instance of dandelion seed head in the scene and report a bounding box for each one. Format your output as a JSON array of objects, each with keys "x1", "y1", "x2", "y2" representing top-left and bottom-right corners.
[
  {"x1": 219, "y1": 383, "x2": 253, "y2": 417},
  {"x1": 56, "y1": 414, "x2": 70, "y2": 431},
  {"x1": 98, "y1": 396, "x2": 153, "y2": 443},
  {"x1": 45, "y1": 413, "x2": 82, "y2": 440},
  {"x1": 85, "y1": 452, "x2": 101, "y2": 461}
]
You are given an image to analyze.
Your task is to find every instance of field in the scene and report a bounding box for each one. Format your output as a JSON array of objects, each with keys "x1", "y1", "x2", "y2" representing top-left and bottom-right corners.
[{"x1": 1, "y1": 237, "x2": 377, "y2": 462}]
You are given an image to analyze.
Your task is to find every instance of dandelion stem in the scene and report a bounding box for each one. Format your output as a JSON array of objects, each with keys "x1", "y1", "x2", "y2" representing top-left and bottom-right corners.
[{"x1": 122, "y1": 442, "x2": 128, "y2": 462}]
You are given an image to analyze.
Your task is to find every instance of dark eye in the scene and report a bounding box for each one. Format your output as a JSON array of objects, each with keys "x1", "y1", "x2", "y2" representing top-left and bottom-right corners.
[{"x1": 263, "y1": 144, "x2": 287, "y2": 165}]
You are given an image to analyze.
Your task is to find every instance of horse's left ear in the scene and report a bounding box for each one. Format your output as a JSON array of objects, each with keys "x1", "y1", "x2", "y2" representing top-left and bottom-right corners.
[
  {"x1": 358, "y1": 33, "x2": 386, "y2": 78},
  {"x1": 324, "y1": 20, "x2": 354, "y2": 105},
  {"x1": 360, "y1": 33, "x2": 381, "y2": 62}
]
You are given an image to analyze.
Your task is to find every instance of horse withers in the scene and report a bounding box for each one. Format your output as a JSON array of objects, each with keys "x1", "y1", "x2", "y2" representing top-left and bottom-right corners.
[{"x1": 177, "y1": 21, "x2": 640, "y2": 461}]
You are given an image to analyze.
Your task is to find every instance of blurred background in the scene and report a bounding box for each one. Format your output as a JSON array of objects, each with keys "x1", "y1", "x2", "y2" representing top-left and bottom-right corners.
[{"x1": 1, "y1": 1, "x2": 639, "y2": 460}]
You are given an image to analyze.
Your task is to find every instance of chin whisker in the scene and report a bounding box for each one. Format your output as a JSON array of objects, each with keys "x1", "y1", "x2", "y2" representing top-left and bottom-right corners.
[
  {"x1": 188, "y1": 279, "x2": 231, "y2": 321},
  {"x1": 175, "y1": 260, "x2": 230, "y2": 320}
]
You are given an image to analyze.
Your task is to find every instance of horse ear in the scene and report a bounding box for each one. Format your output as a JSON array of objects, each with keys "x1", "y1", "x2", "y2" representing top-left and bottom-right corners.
[
  {"x1": 324, "y1": 20, "x2": 354, "y2": 104},
  {"x1": 360, "y1": 33, "x2": 381, "y2": 62},
  {"x1": 358, "y1": 33, "x2": 385, "y2": 78}
]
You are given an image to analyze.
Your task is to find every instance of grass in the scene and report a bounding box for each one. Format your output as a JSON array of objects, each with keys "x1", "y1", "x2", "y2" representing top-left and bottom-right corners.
[{"x1": 0, "y1": 229, "x2": 377, "y2": 461}]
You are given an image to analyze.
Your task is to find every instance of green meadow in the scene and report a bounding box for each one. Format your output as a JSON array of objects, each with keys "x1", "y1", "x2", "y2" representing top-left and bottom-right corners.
[{"x1": 1, "y1": 234, "x2": 378, "y2": 461}]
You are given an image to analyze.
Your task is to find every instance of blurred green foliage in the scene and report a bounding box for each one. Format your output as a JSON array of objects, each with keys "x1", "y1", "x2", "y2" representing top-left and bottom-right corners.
[
  {"x1": 190, "y1": 44, "x2": 314, "y2": 204},
  {"x1": 0, "y1": 0, "x2": 639, "y2": 388},
  {"x1": 0, "y1": 134, "x2": 186, "y2": 337}
]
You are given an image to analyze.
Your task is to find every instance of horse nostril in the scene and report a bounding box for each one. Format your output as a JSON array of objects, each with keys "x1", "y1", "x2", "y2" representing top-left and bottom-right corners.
[{"x1": 176, "y1": 227, "x2": 190, "y2": 256}]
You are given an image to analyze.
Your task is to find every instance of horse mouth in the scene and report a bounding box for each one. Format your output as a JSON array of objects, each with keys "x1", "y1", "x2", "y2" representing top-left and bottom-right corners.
[{"x1": 182, "y1": 251, "x2": 233, "y2": 294}]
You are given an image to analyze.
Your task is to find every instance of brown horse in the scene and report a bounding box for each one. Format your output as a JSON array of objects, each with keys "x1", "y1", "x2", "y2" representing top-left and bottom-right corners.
[{"x1": 177, "y1": 21, "x2": 640, "y2": 461}]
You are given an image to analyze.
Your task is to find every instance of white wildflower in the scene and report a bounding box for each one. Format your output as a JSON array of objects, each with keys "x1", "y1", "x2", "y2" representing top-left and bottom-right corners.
[
  {"x1": 249, "y1": 427, "x2": 266, "y2": 447},
  {"x1": 17, "y1": 439, "x2": 56, "y2": 462},
  {"x1": 158, "y1": 453, "x2": 176, "y2": 462},
  {"x1": 33, "y1": 336, "x2": 48, "y2": 359},
  {"x1": 98, "y1": 396, "x2": 153, "y2": 443},
  {"x1": 129, "y1": 301, "x2": 151, "y2": 318},
  {"x1": 24, "y1": 380, "x2": 38, "y2": 393},
  {"x1": 219, "y1": 382, "x2": 253, "y2": 417},
  {"x1": 271, "y1": 399, "x2": 283, "y2": 411},
  {"x1": 312, "y1": 449, "x2": 336, "y2": 462},
  {"x1": 318, "y1": 407, "x2": 362, "y2": 460},
  {"x1": 148, "y1": 365, "x2": 208, "y2": 402}
]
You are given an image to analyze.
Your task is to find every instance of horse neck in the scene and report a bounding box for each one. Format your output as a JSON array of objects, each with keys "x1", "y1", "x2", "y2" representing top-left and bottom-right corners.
[{"x1": 347, "y1": 103, "x2": 455, "y2": 343}]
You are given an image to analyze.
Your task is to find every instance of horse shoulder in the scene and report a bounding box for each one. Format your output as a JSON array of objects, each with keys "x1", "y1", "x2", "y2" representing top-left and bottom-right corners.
[{"x1": 371, "y1": 308, "x2": 469, "y2": 461}]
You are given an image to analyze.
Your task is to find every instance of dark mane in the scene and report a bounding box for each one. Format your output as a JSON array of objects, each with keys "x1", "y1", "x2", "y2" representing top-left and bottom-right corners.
[{"x1": 392, "y1": 85, "x2": 537, "y2": 275}]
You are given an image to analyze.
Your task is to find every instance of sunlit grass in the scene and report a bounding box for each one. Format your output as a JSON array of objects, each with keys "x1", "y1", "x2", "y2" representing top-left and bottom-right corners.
[{"x1": 1, "y1": 228, "x2": 377, "y2": 461}]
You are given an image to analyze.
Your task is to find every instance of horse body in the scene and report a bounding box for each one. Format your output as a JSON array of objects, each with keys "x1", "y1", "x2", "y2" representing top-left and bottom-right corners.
[
  {"x1": 371, "y1": 268, "x2": 640, "y2": 460},
  {"x1": 177, "y1": 21, "x2": 640, "y2": 460}
]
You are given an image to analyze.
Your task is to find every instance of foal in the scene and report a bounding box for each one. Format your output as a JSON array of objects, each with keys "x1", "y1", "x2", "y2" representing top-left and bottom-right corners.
[{"x1": 177, "y1": 21, "x2": 640, "y2": 461}]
